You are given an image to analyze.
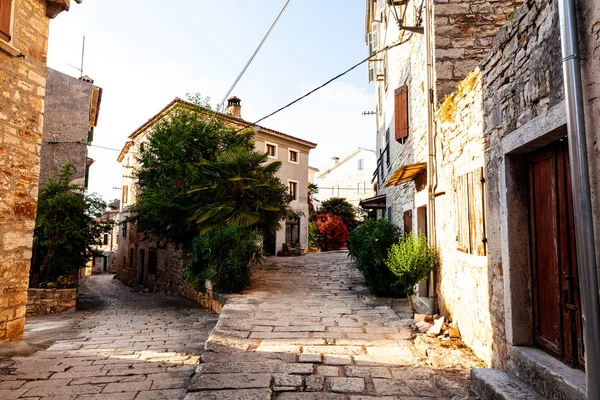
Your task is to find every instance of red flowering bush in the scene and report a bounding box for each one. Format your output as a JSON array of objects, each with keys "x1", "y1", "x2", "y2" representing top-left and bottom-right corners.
[{"x1": 314, "y1": 213, "x2": 349, "y2": 251}]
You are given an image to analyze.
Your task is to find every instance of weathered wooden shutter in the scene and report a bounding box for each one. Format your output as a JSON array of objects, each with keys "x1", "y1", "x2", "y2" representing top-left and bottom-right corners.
[
  {"x1": 395, "y1": 85, "x2": 409, "y2": 141},
  {"x1": 403, "y1": 210, "x2": 413, "y2": 235},
  {"x1": 0, "y1": 0, "x2": 12, "y2": 42},
  {"x1": 456, "y1": 174, "x2": 469, "y2": 252},
  {"x1": 471, "y1": 167, "x2": 486, "y2": 256}
]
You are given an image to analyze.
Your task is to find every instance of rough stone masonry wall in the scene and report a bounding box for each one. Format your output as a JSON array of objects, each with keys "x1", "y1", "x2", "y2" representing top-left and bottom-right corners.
[
  {"x1": 435, "y1": 0, "x2": 574, "y2": 369},
  {"x1": 434, "y1": 71, "x2": 495, "y2": 365},
  {"x1": 0, "y1": 0, "x2": 50, "y2": 343},
  {"x1": 26, "y1": 288, "x2": 76, "y2": 317},
  {"x1": 433, "y1": 0, "x2": 523, "y2": 99}
]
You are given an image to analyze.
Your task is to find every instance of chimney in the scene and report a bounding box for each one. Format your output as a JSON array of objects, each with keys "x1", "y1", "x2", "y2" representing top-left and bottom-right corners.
[
  {"x1": 80, "y1": 75, "x2": 94, "y2": 84},
  {"x1": 332, "y1": 157, "x2": 340, "y2": 165},
  {"x1": 226, "y1": 96, "x2": 242, "y2": 118}
]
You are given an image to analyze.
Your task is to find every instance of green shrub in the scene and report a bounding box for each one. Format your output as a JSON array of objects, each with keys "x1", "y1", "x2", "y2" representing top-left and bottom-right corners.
[
  {"x1": 320, "y1": 197, "x2": 359, "y2": 231},
  {"x1": 346, "y1": 219, "x2": 403, "y2": 297},
  {"x1": 184, "y1": 225, "x2": 261, "y2": 293},
  {"x1": 385, "y1": 232, "x2": 437, "y2": 311},
  {"x1": 308, "y1": 221, "x2": 323, "y2": 249}
]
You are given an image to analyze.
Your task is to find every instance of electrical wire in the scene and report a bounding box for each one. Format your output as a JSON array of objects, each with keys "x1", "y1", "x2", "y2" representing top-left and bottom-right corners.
[
  {"x1": 200, "y1": 0, "x2": 291, "y2": 136},
  {"x1": 232, "y1": 39, "x2": 410, "y2": 135}
]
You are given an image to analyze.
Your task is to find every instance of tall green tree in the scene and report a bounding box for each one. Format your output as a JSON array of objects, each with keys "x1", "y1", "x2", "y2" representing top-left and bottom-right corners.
[
  {"x1": 189, "y1": 147, "x2": 294, "y2": 235},
  {"x1": 320, "y1": 197, "x2": 359, "y2": 230},
  {"x1": 132, "y1": 97, "x2": 254, "y2": 245},
  {"x1": 31, "y1": 163, "x2": 112, "y2": 286}
]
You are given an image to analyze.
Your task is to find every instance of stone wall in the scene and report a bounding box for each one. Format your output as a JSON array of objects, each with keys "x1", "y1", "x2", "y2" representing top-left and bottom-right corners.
[
  {"x1": 26, "y1": 288, "x2": 76, "y2": 317},
  {"x1": 433, "y1": 0, "x2": 523, "y2": 99},
  {"x1": 0, "y1": 0, "x2": 51, "y2": 343},
  {"x1": 433, "y1": 70, "x2": 497, "y2": 365},
  {"x1": 39, "y1": 68, "x2": 100, "y2": 188},
  {"x1": 432, "y1": 0, "x2": 600, "y2": 370}
]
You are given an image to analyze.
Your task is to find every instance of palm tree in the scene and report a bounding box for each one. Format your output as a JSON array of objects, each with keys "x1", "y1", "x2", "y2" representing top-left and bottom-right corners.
[
  {"x1": 189, "y1": 147, "x2": 295, "y2": 235},
  {"x1": 308, "y1": 183, "x2": 318, "y2": 217}
]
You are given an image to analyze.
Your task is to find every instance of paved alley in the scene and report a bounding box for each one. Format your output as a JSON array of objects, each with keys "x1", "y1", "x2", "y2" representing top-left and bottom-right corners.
[
  {"x1": 190, "y1": 252, "x2": 482, "y2": 399},
  {"x1": 0, "y1": 274, "x2": 217, "y2": 400}
]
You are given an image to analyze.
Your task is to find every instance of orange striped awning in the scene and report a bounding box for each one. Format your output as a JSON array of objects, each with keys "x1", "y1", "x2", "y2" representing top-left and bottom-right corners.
[{"x1": 385, "y1": 162, "x2": 427, "y2": 187}]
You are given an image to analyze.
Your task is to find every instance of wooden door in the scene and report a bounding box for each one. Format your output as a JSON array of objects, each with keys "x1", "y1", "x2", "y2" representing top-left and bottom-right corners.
[{"x1": 528, "y1": 139, "x2": 584, "y2": 370}]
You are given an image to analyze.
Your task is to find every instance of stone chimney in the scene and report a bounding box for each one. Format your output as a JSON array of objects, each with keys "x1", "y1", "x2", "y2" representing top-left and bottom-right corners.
[
  {"x1": 226, "y1": 96, "x2": 242, "y2": 118},
  {"x1": 332, "y1": 157, "x2": 340, "y2": 165}
]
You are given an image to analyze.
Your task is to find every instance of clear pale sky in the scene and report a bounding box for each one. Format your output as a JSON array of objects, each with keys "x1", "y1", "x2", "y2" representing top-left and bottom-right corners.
[{"x1": 47, "y1": 0, "x2": 376, "y2": 202}]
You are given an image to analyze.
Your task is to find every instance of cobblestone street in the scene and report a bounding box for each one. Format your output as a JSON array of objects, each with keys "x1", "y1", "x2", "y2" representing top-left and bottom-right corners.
[
  {"x1": 0, "y1": 275, "x2": 217, "y2": 400},
  {"x1": 190, "y1": 252, "x2": 482, "y2": 399},
  {"x1": 0, "y1": 252, "x2": 482, "y2": 400}
]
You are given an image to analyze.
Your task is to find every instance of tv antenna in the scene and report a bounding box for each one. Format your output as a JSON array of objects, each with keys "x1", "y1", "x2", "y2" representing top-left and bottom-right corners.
[{"x1": 66, "y1": 35, "x2": 85, "y2": 78}]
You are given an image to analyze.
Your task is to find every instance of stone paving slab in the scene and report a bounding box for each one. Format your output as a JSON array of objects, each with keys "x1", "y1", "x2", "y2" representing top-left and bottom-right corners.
[
  {"x1": 188, "y1": 252, "x2": 483, "y2": 399},
  {"x1": 0, "y1": 274, "x2": 217, "y2": 400}
]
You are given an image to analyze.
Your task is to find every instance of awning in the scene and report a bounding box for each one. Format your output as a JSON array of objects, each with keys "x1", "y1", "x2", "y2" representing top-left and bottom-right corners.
[
  {"x1": 359, "y1": 194, "x2": 387, "y2": 210},
  {"x1": 385, "y1": 162, "x2": 427, "y2": 187}
]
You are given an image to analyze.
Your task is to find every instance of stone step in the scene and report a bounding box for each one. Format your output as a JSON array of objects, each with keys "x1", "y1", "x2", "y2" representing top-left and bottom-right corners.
[
  {"x1": 471, "y1": 368, "x2": 543, "y2": 400},
  {"x1": 507, "y1": 347, "x2": 587, "y2": 400}
]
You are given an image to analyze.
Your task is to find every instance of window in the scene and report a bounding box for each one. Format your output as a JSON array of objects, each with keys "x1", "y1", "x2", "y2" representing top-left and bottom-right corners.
[
  {"x1": 139, "y1": 142, "x2": 144, "y2": 152},
  {"x1": 0, "y1": 0, "x2": 13, "y2": 44},
  {"x1": 358, "y1": 159, "x2": 364, "y2": 170},
  {"x1": 456, "y1": 167, "x2": 486, "y2": 256},
  {"x1": 358, "y1": 182, "x2": 366, "y2": 195},
  {"x1": 266, "y1": 142, "x2": 277, "y2": 158},
  {"x1": 288, "y1": 181, "x2": 298, "y2": 201},
  {"x1": 289, "y1": 149, "x2": 299, "y2": 163},
  {"x1": 148, "y1": 250, "x2": 157, "y2": 274},
  {"x1": 122, "y1": 185, "x2": 129, "y2": 205},
  {"x1": 395, "y1": 85, "x2": 409, "y2": 142},
  {"x1": 387, "y1": 206, "x2": 392, "y2": 223},
  {"x1": 116, "y1": 234, "x2": 119, "y2": 245},
  {"x1": 285, "y1": 219, "x2": 300, "y2": 245},
  {"x1": 103, "y1": 233, "x2": 109, "y2": 246},
  {"x1": 122, "y1": 222, "x2": 128, "y2": 238},
  {"x1": 385, "y1": 129, "x2": 391, "y2": 167}
]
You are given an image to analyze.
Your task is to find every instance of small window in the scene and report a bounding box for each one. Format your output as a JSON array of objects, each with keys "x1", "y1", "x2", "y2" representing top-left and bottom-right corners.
[
  {"x1": 289, "y1": 181, "x2": 298, "y2": 201},
  {"x1": 358, "y1": 182, "x2": 366, "y2": 195},
  {"x1": 358, "y1": 159, "x2": 364, "y2": 170},
  {"x1": 115, "y1": 234, "x2": 119, "y2": 245},
  {"x1": 122, "y1": 185, "x2": 129, "y2": 205},
  {"x1": 0, "y1": 0, "x2": 13, "y2": 44},
  {"x1": 387, "y1": 206, "x2": 392, "y2": 223},
  {"x1": 289, "y1": 149, "x2": 298, "y2": 163},
  {"x1": 103, "y1": 233, "x2": 109, "y2": 245},
  {"x1": 148, "y1": 250, "x2": 158, "y2": 274},
  {"x1": 456, "y1": 167, "x2": 486, "y2": 256},
  {"x1": 122, "y1": 222, "x2": 128, "y2": 238},
  {"x1": 266, "y1": 143, "x2": 277, "y2": 158},
  {"x1": 140, "y1": 142, "x2": 145, "y2": 152}
]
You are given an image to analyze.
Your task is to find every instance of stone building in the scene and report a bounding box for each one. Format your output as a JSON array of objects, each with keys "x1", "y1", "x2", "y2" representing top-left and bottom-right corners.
[
  {"x1": 0, "y1": 0, "x2": 75, "y2": 344},
  {"x1": 114, "y1": 97, "x2": 316, "y2": 295},
  {"x1": 366, "y1": 0, "x2": 600, "y2": 397},
  {"x1": 39, "y1": 68, "x2": 102, "y2": 189},
  {"x1": 92, "y1": 201, "x2": 119, "y2": 274},
  {"x1": 316, "y1": 148, "x2": 376, "y2": 208},
  {"x1": 363, "y1": 0, "x2": 521, "y2": 317}
]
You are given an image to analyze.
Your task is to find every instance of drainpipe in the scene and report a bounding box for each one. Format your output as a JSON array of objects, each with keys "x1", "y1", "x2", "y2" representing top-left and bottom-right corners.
[
  {"x1": 424, "y1": 0, "x2": 438, "y2": 314},
  {"x1": 557, "y1": 1, "x2": 600, "y2": 398}
]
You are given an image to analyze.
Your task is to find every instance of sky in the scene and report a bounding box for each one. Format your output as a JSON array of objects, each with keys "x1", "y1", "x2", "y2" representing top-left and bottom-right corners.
[{"x1": 47, "y1": 0, "x2": 377, "y2": 202}]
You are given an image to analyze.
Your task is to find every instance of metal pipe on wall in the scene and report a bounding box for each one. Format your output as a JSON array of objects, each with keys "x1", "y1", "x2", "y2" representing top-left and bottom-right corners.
[
  {"x1": 424, "y1": 0, "x2": 438, "y2": 314},
  {"x1": 557, "y1": 0, "x2": 600, "y2": 398}
]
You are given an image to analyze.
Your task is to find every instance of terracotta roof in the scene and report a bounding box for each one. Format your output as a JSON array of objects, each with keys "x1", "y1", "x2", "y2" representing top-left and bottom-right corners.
[
  {"x1": 117, "y1": 141, "x2": 134, "y2": 163},
  {"x1": 128, "y1": 98, "x2": 317, "y2": 148}
]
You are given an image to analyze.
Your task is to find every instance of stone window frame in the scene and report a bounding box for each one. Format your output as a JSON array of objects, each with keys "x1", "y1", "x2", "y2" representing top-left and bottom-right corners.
[
  {"x1": 265, "y1": 141, "x2": 278, "y2": 159},
  {"x1": 288, "y1": 148, "x2": 299, "y2": 164},
  {"x1": 288, "y1": 179, "x2": 299, "y2": 202}
]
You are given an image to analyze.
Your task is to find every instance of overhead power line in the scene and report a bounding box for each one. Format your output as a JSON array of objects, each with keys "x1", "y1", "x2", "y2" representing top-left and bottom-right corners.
[
  {"x1": 201, "y1": 0, "x2": 292, "y2": 136},
  {"x1": 233, "y1": 39, "x2": 409, "y2": 134}
]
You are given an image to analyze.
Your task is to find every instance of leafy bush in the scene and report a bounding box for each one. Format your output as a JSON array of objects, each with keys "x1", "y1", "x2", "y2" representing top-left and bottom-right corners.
[
  {"x1": 30, "y1": 164, "x2": 112, "y2": 287},
  {"x1": 320, "y1": 197, "x2": 359, "y2": 231},
  {"x1": 308, "y1": 221, "x2": 323, "y2": 249},
  {"x1": 385, "y1": 232, "x2": 438, "y2": 311},
  {"x1": 346, "y1": 219, "x2": 403, "y2": 297},
  {"x1": 314, "y1": 213, "x2": 349, "y2": 251},
  {"x1": 185, "y1": 225, "x2": 261, "y2": 293}
]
